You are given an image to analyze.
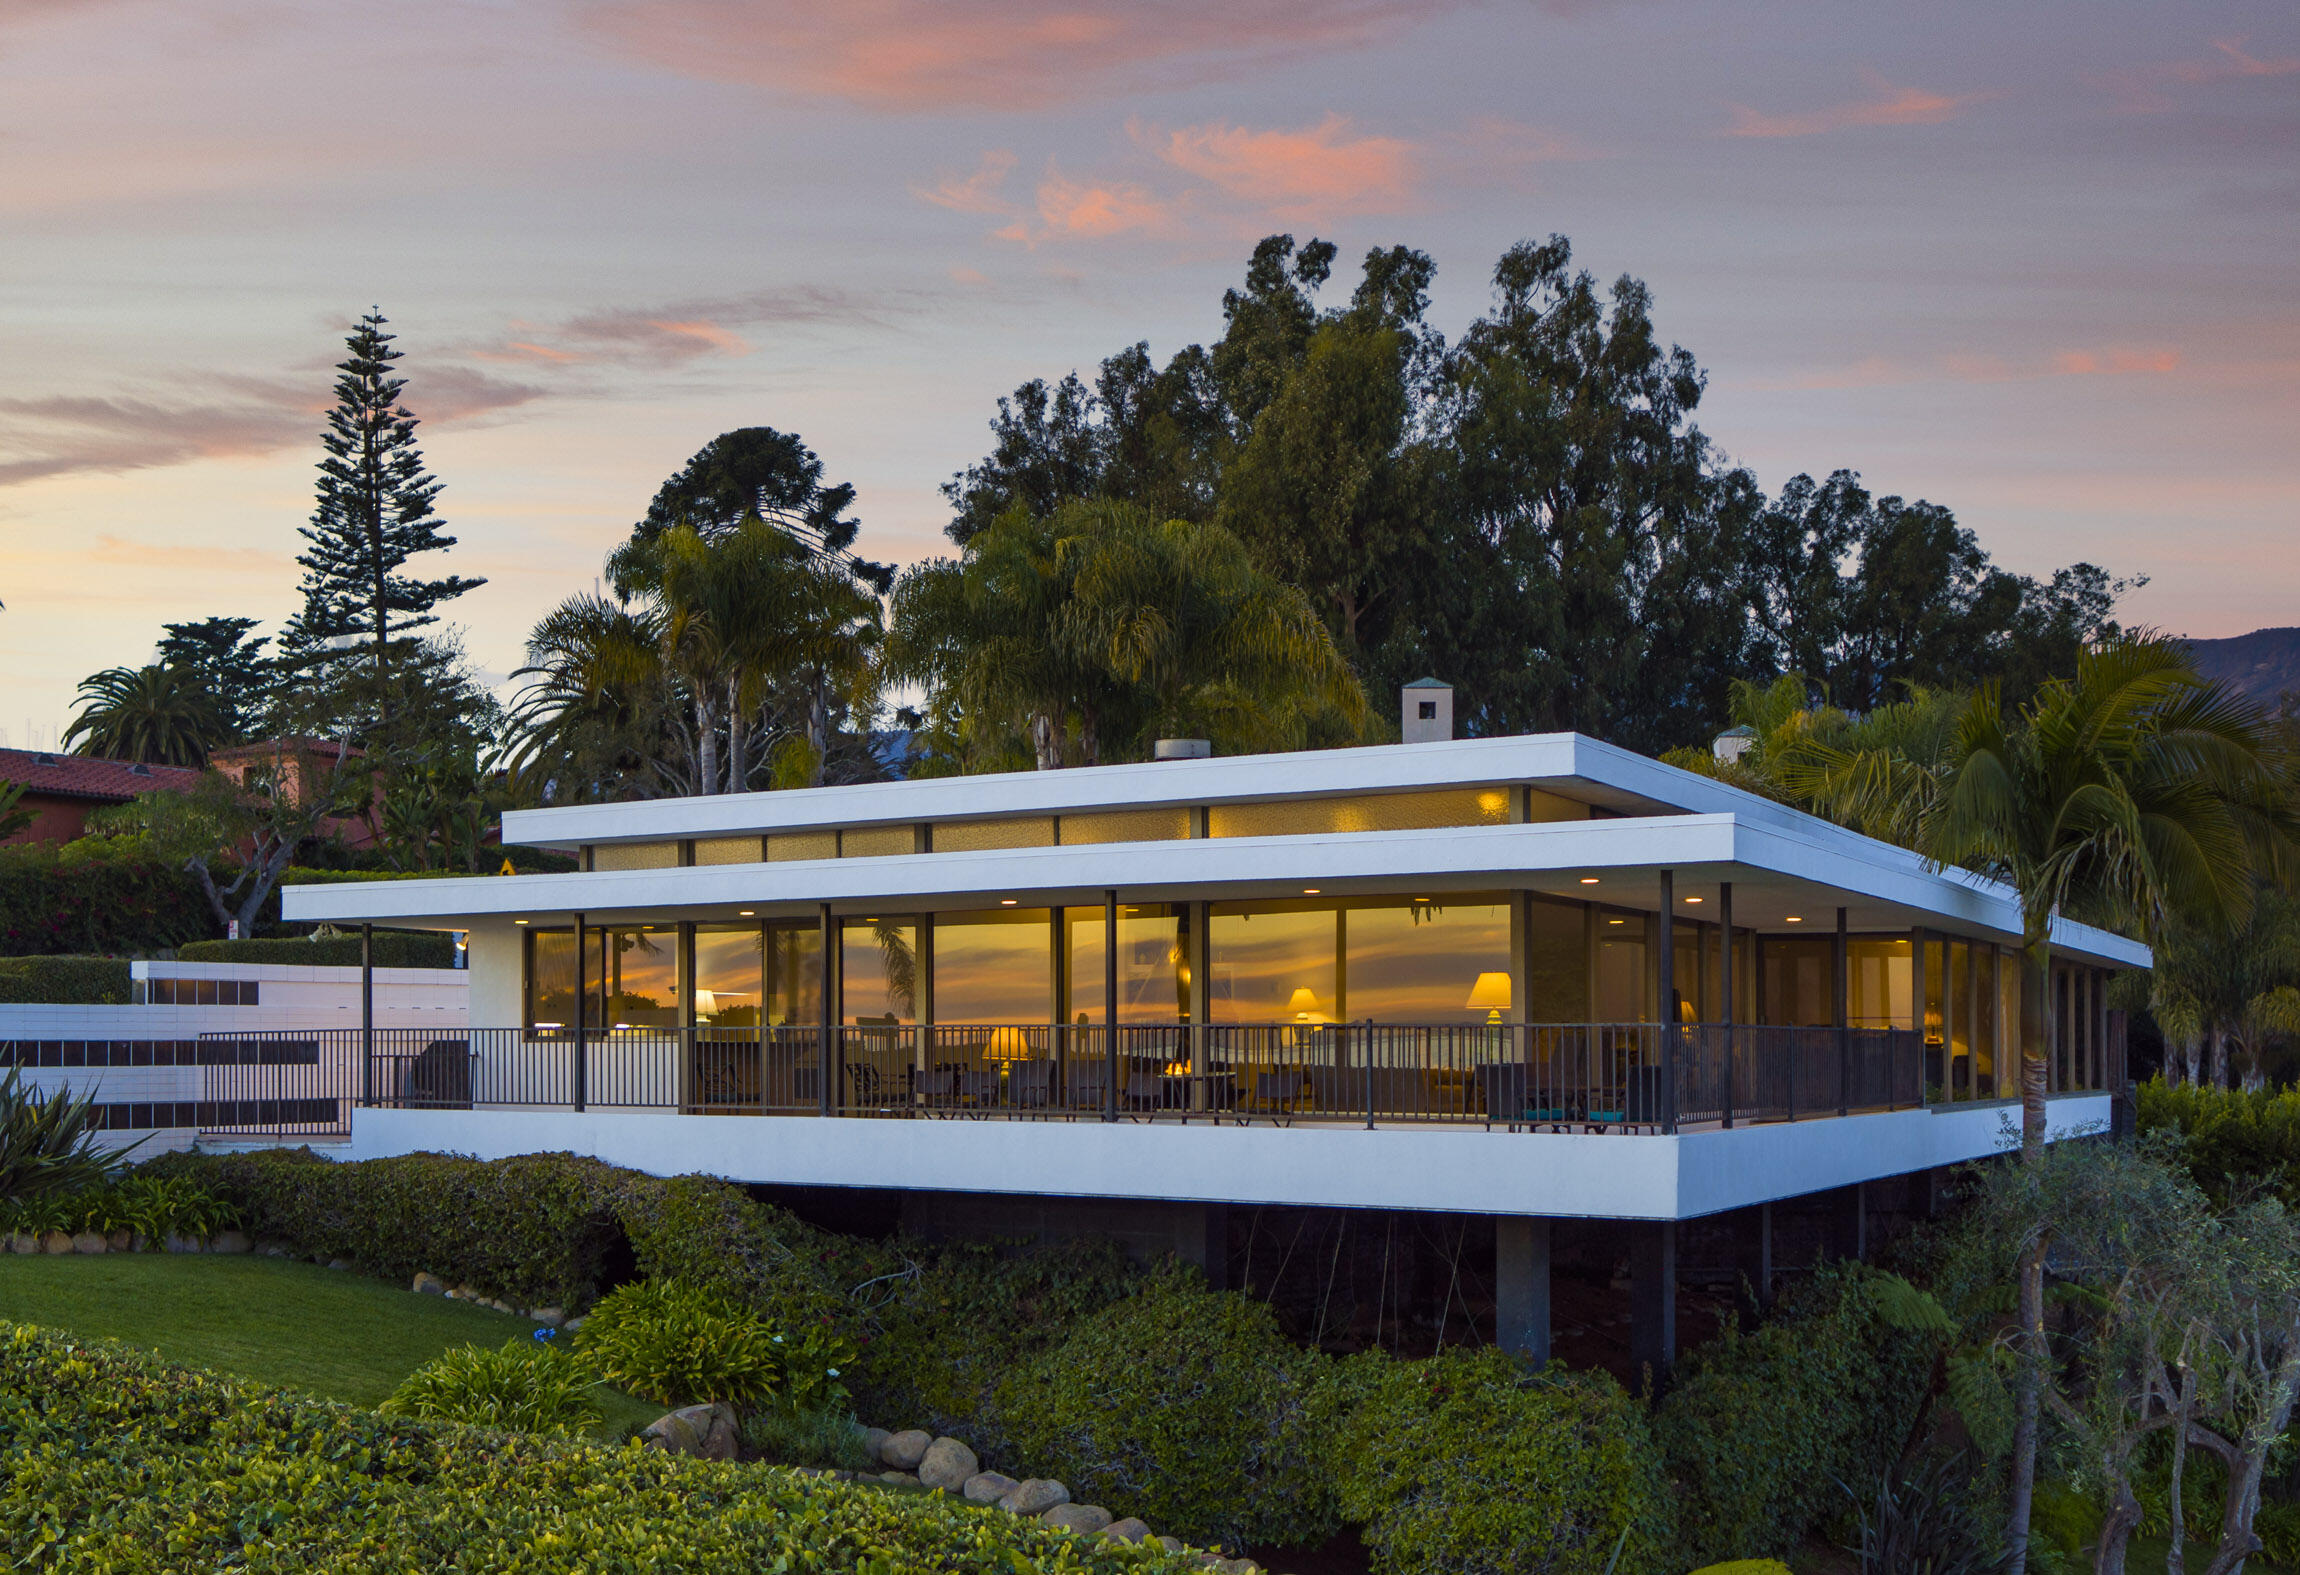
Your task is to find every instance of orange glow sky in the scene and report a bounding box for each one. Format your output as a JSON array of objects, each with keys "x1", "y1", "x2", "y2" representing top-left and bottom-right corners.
[{"x1": 3, "y1": 0, "x2": 2295, "y2": 745}]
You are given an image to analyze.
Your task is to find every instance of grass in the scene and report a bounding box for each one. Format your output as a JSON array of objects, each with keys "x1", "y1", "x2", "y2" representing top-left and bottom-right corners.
[{"x1": 0, "y1": 1252, "x2": 659, "y2": 1439}]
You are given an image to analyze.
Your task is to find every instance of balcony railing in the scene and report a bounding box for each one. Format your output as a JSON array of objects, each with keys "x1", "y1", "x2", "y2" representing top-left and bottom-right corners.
[{"x1": 196, "y1": 1021, "x2": 1953, "y2": 1134}]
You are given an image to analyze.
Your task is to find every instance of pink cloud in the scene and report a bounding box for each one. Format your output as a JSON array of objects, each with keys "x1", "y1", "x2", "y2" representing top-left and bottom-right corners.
[
  {"x1": 472, "y1": 288, "x2": 884, "y2": 368},
  {"x1": 1725, "y1": 68, "x2": 1982, "y2": 138},
  {"x1": 2172, "y1": 36, "x2": 2300, "y2": 84},
  {"x1": 579, "y1": 0, "x2": 1461, "y2": 110},
  {"x1": 1147, "y1": 113, "x2": 1418, "y2": 219},
  {"x1": 912, "y1": 150, "x2": 1017, "y2": 214},
  {"x1": 1028, "y1": 169, "x2": 1172, "y2": 239},
  {"x1": 2098, "y1": 36, "x2": 2300, "y2": 111}
]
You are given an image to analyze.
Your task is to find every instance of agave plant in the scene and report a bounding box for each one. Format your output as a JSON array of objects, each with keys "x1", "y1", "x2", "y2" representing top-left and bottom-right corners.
[{"x1": 0, "y1": 1065, "x2": 136, "y2": 1203}]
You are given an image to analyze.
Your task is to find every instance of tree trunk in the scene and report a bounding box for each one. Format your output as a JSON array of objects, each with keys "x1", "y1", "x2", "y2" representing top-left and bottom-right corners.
[
  {"x1": 2169, "y1": 1367, "x2": 2196, "y2": 1575},
  {"x1": 1031, "y1": 712, "x2": 1062, "y2": 772},
  {"x1": 2007, "y1": 1235, "x2": 2048, "y2": 1575},
  {"x1": 695, "y1": 693, "x2": 721, "y2": 797},
  {"x1": 2023, "y1": 939, "x2": 2053, "y2": 1151},
  {"x1": 2095, "y1": 1487, "x2": 2143, "y2": 1575},
  {"x1": 725, "y1": 677, "x2": 747, "y2": 793},
  {"x1": 808, "y1": 674, "x2": 830, "y2": 787},
  {"x1": 2207, "y1": 1026, "x2": 2228, "y2": 1090}
]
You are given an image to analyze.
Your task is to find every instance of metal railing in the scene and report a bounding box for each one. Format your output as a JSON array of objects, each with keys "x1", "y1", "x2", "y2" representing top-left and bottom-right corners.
[{"x1": 293, "y1": 1020, "x2": 1944, "y2": 1133}]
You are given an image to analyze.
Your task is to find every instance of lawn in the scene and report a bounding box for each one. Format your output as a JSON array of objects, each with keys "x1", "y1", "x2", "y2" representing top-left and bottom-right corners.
[{"x1": 0, "y1": 1253, "x2": 660, "y2": 1437}]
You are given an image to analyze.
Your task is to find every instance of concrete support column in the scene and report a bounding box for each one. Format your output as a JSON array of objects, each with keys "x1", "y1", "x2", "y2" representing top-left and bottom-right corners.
[
  {"x1": 1178, "y1": 1202, "x2": 1230, "y2": 1291},
  {"x1": 1630, "y1": 1220, "x2": 1677, "y2": 1383},
  {"x1": 1737, "y1": 1201, "x2": 1773, "y2": 1314},
  {"x1": 1495, "y1": 1216, "x2": 1552, "y2": 1365},
  {"x1": 1834, "y1": 1181, "x2": 1867, "y2": 1261}
]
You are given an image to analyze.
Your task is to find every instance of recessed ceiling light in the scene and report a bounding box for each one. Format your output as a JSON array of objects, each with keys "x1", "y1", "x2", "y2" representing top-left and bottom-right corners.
[
  {"x1": 1684, "y1": 896, "x2": 1702, "y2": 904},
  {"x1": 1000, "y1": 899, "x2": 1017, "y2": 906},
  {"x1": 1785, "y1": 915, "x2": 1803, "y2": 924},
  {"x1": 1302, "y1": 888, "x2": 1321, "y2": 895},
  {"x1": 514, "y1": 919, "x2": 529, "y2": 925},
  {"x1": 738, "y1": 910, "x2": 754, "y2": 917},
  {"x1": 1608, "y1": 918, "x2": 1625, "y2": 926},
  {"x1": 1580, "y1": 877, "x2": 1600, "y2": 885}
]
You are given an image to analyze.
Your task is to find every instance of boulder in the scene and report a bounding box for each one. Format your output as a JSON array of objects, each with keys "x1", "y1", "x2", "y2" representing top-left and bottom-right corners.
[
  {"x1": 962, "y1": 1470, "x2": 1019, "y2": 1505},
  {"x1": 561, "y1": 1316, "x2": 587, "y2": 1334},
  {"x1": 107, "y1": 1229, "x2": 133, "y2": 1252},
  {"x1": 259, "y1": 1242, "x2": 290, "y2": 1258},
  {"x1": 641, "y1": 1402, "x2": 739, "y2": 1461},
  {"x1": 70, "y1": 1230, "x2": 106, "y2": 1254},
  {"x1": 998, "y1": 1478, "x2": 1071, "y2": 1516},
  {"x1": 1158, "y1": 1537, "x2": 1186, "y2": 1553},
  {"x1": 878, "y1": 1429, "x2": 931, "y2": 1470},
  {"x1": 6, "y1": 1232, "x2": 34, "y2": 1254},
  {"x1": 1041, "y1": 1504, "x2": 1113, "y2": 1536},
  {"x1": 210, "y1": 1230, "x2": 252, "y2": 1255},
  {"x1": 529, "y1": 1306, "x2": 565, "y2": 1328},
  {"x1": 860, "y1": 1427, "x2": 891, "y2": 1464},
  {"x1": 165, "y1": 1233, "x2": 203, "y2": 1254},
  {"x1": 879, "y1": 1471, "x2": 920, "y2": 1486},
  {"x1": 917, "y1": 1437, "x2": 978, "y2": 1493},
  {"x1": 41, "y1": 1231, "x2": 74, "y2": 1255},
  {"x1": 1101, "y1": 1518, "x2": 1152, "y2": 1544},
  {"x1": 412, "y1": 1272, "x2": 446, "y2": 1296},
  {"x1": 326, "y1": 1259, "x2": 350, "y2": 1272}
]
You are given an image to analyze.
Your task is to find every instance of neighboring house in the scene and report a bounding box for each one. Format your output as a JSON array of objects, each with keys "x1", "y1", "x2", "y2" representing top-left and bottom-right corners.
[
  {"x1": 208, "y1": 736, "x2": 379, "y2": 851},
  {"x1": 0, "y1": 747, "x2": 200, "y2": 846},
  {"x1": 2, "y1": 959, "x2": 468, "y2": 1153},
  {"x1": 283, "y1": 684, "x2": 2145, "y2": 1371}
]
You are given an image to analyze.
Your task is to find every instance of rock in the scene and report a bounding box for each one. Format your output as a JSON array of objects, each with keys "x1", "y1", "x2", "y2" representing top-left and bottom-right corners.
[
  {"x1": 106, "y1": 1229, "x2": 133, "y2": 1252},
  {"x1": 209, "y1": 1230, "x2": 252, "y2": 1255},
  {"x1": 7, "y1": 1232, "x2": 35, "y2": 1255},
  {"x1": 412, "y1": 1272, "x2": 446, "y2": 1295},
  {"x1": 529, "y1": 1306, "x2": 564, "y2": 1327},
  {"x1": 962, "y1": 1470, "x2": 1019, "y2": 1505},
  {"x1": 998, "y1": 1478, "x2": 1071, "y2": 1516},
  {"x1": 1101, "y1": 1518, "x2": 1152, "y2": 1543},
  {"x1": 70, "y1": 1230, "x2": 106, "y2": 1254},
  {"x1": 879, "y1": 1471, "x2": 920, "y2": 1486},
  {"x1": 860, "y1": 1427, "x2": 891, "y2": 1463},
  {"x1": 1158, "y1": 1537, "x2": 1185, "y2": 1553},
  {"x1": 40, "y1": 1231, "x2": 74, "y2": 1255},
  {"x1": 1213, "y1": 1561, "x2": 1263, "y2": 1575},
  {"x1": 640, "y1": 1402, "x2": 738, "y2": 1461},
  {"x1": 165, "y1": 1232, "x2": 202, "y2": 1253},
  {"x1": 918, "y1": 1436, "x2": 978, "y2": 1492},
  {"x1": 326, "y1": 1259, "x2": 349, "y2": 1272},
  {"x1": 1041, "y1": 1504, "x2": 1113, "y2": 1536},
  {"x1": 879, "y1": 1429, "x2": 931, "y2": 1470},
  {"x1": 259, "y1": 1242, "x2": 289, "y2": 1258},
  {"x1": 450, "y1": 1285, "x2": 478, "y2": 1301},
  {"x1": 561, "y1": 1316, "x2": 586, "y2": 1334}
]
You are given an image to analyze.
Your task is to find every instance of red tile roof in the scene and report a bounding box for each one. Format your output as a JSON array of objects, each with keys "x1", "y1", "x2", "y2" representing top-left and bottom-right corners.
[{"x1": 0, "y1": 748, "x2": 203, "y2": 803}]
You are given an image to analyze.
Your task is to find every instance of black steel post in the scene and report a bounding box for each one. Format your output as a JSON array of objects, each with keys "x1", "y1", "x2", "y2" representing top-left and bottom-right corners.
[
  {"x1": 1104, "y1": 890, "x2": 1119, "y2": 1123},
  {"x1": 1718, "y1": 884, "x2": 1734, "y2": 1130},
  {"x1": 818, "y1": 902, "x2": 835, "y2": 1117},
  {"x1": 573, "y1": 912, "x2": 588, "y2": 1113},
  {"x1": 360, "y1": 922, "x2": 374, "y2": 1107},
  {"x1": 1657, "y1": 870, "x2": 1676, "y2": 1131},
  {"x1": 1835, "y1": 906, "x2": 1849, "y2": 1117}
]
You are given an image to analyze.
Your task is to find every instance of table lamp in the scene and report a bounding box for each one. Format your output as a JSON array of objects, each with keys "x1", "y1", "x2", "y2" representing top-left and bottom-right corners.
[
  {"x1": 1287, "y1": 987, "x2": 1323, "y2": 1024},
  {"x1": 1465, "y1": 972, "x2": 1512, "y2": 1024},
  {"x1": 986, "y1": 1026, "x2": 1033, "y2": 1062},
  {"x1": 691, "y1": 989, "x2": 719, "y2": 1021}
]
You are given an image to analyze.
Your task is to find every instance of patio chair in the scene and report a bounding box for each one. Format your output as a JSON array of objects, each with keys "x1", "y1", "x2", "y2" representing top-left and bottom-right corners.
[
  {"x1": 1243, "y1": 1068, "x2": 1311, "y2": 1125},
  {"x1": 1004, "y1": 1061, "x2": 1054, "y2": 1113},
  {"x1": 914, "y1": 1068, "x2": 963, "y2": 1115}
]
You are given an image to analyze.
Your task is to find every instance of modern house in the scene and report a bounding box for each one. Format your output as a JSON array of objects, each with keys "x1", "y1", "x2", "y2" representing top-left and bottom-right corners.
[{"x1": 282, "y1": 686, "x2": 2143, "y2": 1370}]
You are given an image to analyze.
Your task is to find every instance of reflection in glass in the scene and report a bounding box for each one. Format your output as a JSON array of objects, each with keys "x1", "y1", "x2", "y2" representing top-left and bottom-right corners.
[
  {"x1": 693, "y1": 924, "x2": 763, "y2": 1026},
  {"x1": 1208, "y1": 895, "x2": 1511, "y2": 1025},
  {"x1": 766, "y1": 923, "x2": 823, "y2": 1027},
  {"x1": 843, "y1": 918, "x2": 917, "y2": 1024},
  {"x1": 1207, "y1": 789, "x2": 1511, "y2": 840},
  {"x1": 1949, "y1": 940, "x2": 1973, "y2": 1098},
  {"x1": 1594, "y1": 911, "x2": 1650, "y2": 1022},
  {"x1": 1848, "y1": 937, "x2": 1911, "y2": 1030},
  {"x1": 1064, "y1": 904, "x2": 1189, "y2": 1024},
  {"x1": 1210, "y1": 902, "x2": 1340, "y2": 1022},
  {"x1": 1972, "y1": 947, "x2": 1998, "y2": 1097},
  {"x1": 1524, "y1": 897, "x2": 1589, "y2": 1022},
  {"x1": 932, "y1": 908, "x2": 1052, "y2": 1022},
  {"x1": 601, "y1": 926, "x2": 678, "y2": 1027},
  {"x1": 1761, "y1": 936, "x2": 1834, "y2": 1027},
  {"x1": 526, "y1": 929, "x2": 581, "y2": 1029}
]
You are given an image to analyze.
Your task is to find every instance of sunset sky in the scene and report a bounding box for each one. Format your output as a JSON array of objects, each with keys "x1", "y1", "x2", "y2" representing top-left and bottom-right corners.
[{"x1": 3, "y1": 0, "x2": 2295, "y2": 747}]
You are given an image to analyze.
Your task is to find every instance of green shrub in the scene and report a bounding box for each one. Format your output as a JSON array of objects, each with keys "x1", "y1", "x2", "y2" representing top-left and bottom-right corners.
[
  {"x1": 0, "y1": 1320, "x2": 1193, "y2": 1572},
  {"x1": 615, "y1": 1172, "x2": 861, "y2": 1331},
  {"x1": 0, "y1": 842, "x2": 212, "y2": 956},
  {"x1": 382, "y1": 1336, "x2": 602, "y2": 1434},
  {"x1": 178, "y1": 930, "x2": 456, "y2": 968},
  {"x1": 581, "y1": 1279, "x2": 790, "y2": 1408},
  {"x1": 741, "y1": 1406, "x2": 880, "y2": 1471},
  {"x1": 1654, "y1": 1263, "x2": 1936, "y2": 1563},
  {"x1": 109, "y1": 1174, "x2": 235, "y2": 1244},
  {"x1": 2138, "y1": 1076, "x2": 2300, "y2": 1207},
  {"x1": 0, "y1": 954, "x2": 131, "y2": 1003},
  {"x1": 849, "y1": 1235, "x2": 1142, "y2": 1462},
  {"x1": 998, "y1": 1268, "x2": 1328, "y2": 1550},
  {"x1": 1325, "y1": 1346, "x2": 1673, "y2": 1575}
]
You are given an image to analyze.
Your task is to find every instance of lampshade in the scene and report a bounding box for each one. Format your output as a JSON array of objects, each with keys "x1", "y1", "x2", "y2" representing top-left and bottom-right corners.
[
  {"x1": 1465, "y1": 972, "x2": 1513, "y2": 1011},
  {"x1": 1287, "y1": 987, "x2": 1322, "y2": 1020},
  {"x1": 985, "y1": 1026, "x2": 1033, "y2": 1061},
  {"x1": 691, "y1": 989, "x2": 719, "y2": 1018}
]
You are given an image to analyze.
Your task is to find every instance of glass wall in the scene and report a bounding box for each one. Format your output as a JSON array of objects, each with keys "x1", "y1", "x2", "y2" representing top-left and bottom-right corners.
[
  {"x1": 1761, "y1": 936, "x2": 1835, "y2": 1027},
  {"x1": 600, "y1": 926, "x2": 679, "y2": 1027},
  {"x1": 1848, "y1": 937, "x2": 1911, "y2": 1030},
  {"x1": 765, "y1": 922, "x2": 823, "y2": 1028},
  {"x1": 525, "y1": 929, "x2": 583, "y2": 1030},
  {"x1": 1207, "y1": 895, "x2": 1512, "y2": 1024},
  {"x1": 1524, "y1": 896, "x2": 1588, "y2": 1022},
  {"x1": 932, "y1": 908, "x2": 1052, "y2": 1022},
  {"x1": 1065, "y1": 904, "x2": 1190, "y2": 1023},
  {"x1": 842, "y1": 918, "x2": 918, "y2": 1025},
  {"x1": 1593, "y1": 911, "x2": 1649, "y2": 1022},
  {"x1": 693, "y1": 923, "x2": 762, "y2": 1027}
]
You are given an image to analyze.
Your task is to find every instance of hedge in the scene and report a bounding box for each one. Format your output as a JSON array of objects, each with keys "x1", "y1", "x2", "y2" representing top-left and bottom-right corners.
[
  {"x1": 0, "y1": 1320, "x2": 1190, "y2": 1573},
  {"x1": 2137, "y1": 1076, "x2": 2300, "y2": 1207},
  {"x1": 998, "y1": 1270, "x2": 1330, "y2": 1550},
  {"x1": 0, "y1": 844, "x2": 211, "y2": 956},
  {"x1": 178, "y1": 931, "x2": 456, "y2": 968},
  {"x1": 1652, "y1": 1263, "x2": 1935, "y2": 1562},
  {"x1": 1325, "y1": 1347, "x2": 1674, "y2": 1575},
  {"x1": 0, "y1": 955, "x2": 132, "y2": 1004}
]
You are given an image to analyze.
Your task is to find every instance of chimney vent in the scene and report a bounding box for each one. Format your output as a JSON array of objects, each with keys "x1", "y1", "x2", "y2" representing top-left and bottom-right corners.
[
  {"x1": 1401, "y1": 679, "x2": 1453, "y2": 743},
  {"x1": 1152, "y1": 738, "x2": 1212, "y2": 761},
  {"x1": 1712, "y1": 725, "x2": 1756, "y2": 766}
]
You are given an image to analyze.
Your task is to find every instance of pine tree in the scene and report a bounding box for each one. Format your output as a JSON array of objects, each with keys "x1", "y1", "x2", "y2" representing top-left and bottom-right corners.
[{"x1": 280, "y1": 311, "x2": 482, "y2": 739}]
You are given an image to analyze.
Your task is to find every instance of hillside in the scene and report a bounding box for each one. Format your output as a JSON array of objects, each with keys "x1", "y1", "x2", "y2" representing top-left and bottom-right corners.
[{"x1": 2183, "y1": 627, "x2": 2300, "y2": 708}]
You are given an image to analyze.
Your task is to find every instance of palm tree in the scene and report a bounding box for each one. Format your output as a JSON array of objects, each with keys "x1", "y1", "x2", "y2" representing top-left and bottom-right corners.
[
  {"x1": 1786, "y1": 633, "x2": 2297, "y2": 1572},
  {"x1": 2149, "y1": 894, "x2": 2300, "y2": 1089},
  {"x1": 63, "y1": 664, "x2": 224, "y2": 766}
]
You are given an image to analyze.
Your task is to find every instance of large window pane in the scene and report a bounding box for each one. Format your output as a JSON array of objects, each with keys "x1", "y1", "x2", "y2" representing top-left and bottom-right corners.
[
  {"x1": 1849, "y1": 937, "x2": 1911, "y2": 1030},
  {"x1": 1210, "y1": 902, "x2": 1340, "y2": 1022},
  {"x1": 766, "y1": 923, "x2": 823, "y2": 1027},
  {"x1": 526, "y1": 929, "x2": 580, "y2": 1030},
  {"x1": 933, "y1": 818, "x2": 1054, "y2": 853},
  {"x1": 1064, "y1": 904, "x2": 1190, "y2": 1024},
  {"x1": 1059, "y1": 809, "x2": 1190, "y2": 846},
  {"x1": 932, "y1": 908, "x2": 1052, "y2": 1022},
  {"x1": 602, "y1": 926, "x2": 679, "y2": 1027},
  {"x1": 1760, "y1": 936, "x2": 1834, "y2": 1026},
  {"x1": 1594, "y1": 911, "x2": 1650, "y2": 1022},
  {"x1": 1346, "y1": 896, "x2": 1512, "y2": 1024},
  {"x1": 1207, "y1": 788, "x2": 1512, "y2": 839},
  {"x1": 843, "y1": 918, "x2": 918, "y2": 1025},
  {"x1": 1524, "y1": 896, "x2": 1588, "y2": 1022},
  {"x1": 694, "y1": 924, "x2": 762, "y2": 1027}
]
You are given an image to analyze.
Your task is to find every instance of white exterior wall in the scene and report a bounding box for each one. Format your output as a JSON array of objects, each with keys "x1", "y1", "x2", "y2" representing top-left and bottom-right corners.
[
  {"x1": 465, "y1": 926, "x2": 524, "y2": 1027},
  {"x1": 347, "y1": 1094, "x2": 2107, "y2": 1220}
]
